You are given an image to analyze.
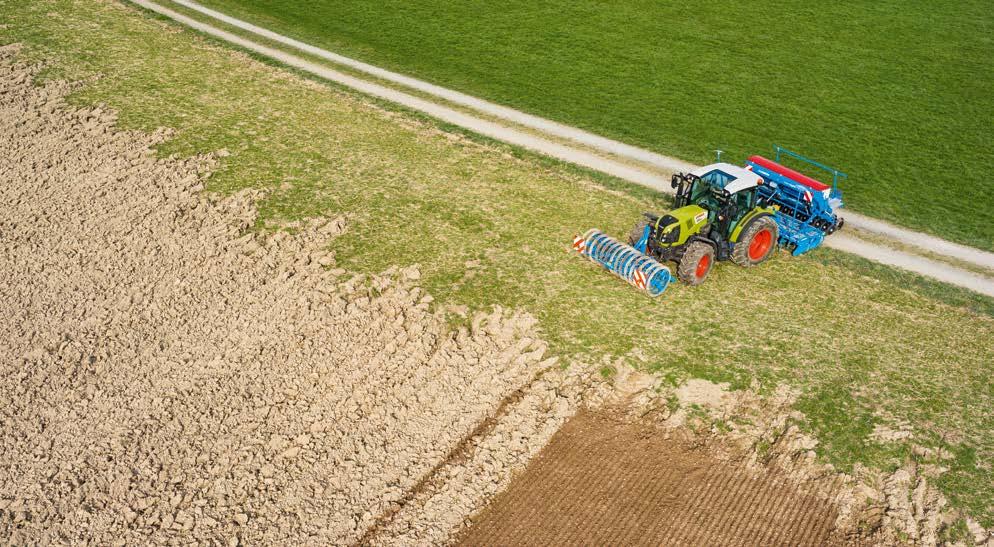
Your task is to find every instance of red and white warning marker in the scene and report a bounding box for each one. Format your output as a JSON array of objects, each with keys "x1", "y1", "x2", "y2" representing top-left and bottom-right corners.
[
  {"x1": 632, "y1": 269, "x2": 647, "y2": 290},
  {"x1": 572, "y1": 234, "x2": 587, "y2": 254}
]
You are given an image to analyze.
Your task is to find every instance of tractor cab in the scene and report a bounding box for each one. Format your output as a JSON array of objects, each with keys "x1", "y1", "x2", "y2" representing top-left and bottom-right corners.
[
  {"x1": 672, "y1": 163, "x2": 769, "y2": 235},
  {"x1": 676, "y1": 163, "x2": 763, "y2": 209}
]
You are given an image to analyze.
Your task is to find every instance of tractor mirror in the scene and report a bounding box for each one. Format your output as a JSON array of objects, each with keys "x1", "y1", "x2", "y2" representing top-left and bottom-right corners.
[{"x1": 671, "y1": 174, "x2": 680, "y2": 189}]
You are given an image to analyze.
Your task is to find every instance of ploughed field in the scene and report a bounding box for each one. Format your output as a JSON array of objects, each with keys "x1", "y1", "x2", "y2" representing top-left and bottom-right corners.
[{"x1": 0, "y1": 50, "x2": 578, "y2": 543}]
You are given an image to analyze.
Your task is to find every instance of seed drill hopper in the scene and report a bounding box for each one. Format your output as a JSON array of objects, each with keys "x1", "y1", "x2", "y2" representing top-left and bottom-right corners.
[
  {"x1": 572, "y1": 147, "x2": 845, "y2": 296},
  {"x1": 747, "y1": 145, "x2": 846, "y2": 255}
]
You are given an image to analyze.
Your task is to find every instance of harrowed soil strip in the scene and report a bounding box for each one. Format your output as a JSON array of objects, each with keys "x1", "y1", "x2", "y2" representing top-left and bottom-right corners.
[{"x1": 459, "y1": 410, "x2": 840, "y2": 546}]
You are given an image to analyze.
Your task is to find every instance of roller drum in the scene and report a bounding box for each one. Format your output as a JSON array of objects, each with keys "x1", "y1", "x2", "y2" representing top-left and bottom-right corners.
[{"x1": 573, "y1": 229, "x2": 672, "y2": 297}]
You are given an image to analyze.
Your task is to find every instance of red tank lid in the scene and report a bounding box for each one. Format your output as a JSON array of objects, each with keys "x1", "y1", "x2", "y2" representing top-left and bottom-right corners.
[{"x1": 748, "y1": 155, "x2": 830, "y2": 192}]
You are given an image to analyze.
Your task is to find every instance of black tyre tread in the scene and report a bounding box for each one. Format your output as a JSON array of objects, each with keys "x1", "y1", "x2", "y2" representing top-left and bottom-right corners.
[
  {"x1": 731, "y1": 215, "x2": 779, "y2": 267},
  {"x1": 676, "y1": 241, "x2": 714, "y2": 286}
]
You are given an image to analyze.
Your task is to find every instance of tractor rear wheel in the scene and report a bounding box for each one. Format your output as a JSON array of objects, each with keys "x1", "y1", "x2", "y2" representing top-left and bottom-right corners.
[
  {"x1": 732, "y1": 216, "x2": 779, "y2": 267},
  {"x1": 677, "y1": 241, "x2": 715, "y2": 285}
]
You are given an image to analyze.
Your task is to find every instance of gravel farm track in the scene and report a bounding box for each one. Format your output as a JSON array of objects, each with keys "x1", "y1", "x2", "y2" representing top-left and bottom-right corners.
[{"x1": 132, "y1": 0, "x2": 994, "y2": 298}]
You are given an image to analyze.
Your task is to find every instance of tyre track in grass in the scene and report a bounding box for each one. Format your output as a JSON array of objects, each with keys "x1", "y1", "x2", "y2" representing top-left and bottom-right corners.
[{"x1": 130, "y1": 0, "x2": 994, "y2": 299}]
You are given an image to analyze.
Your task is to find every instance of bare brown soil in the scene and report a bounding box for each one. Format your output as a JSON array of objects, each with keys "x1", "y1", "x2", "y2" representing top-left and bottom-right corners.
[
  {"x1": 459, "y1": 410, "x2": 840, "y2": 546},
  {"x1": 0, "y1": 46, "x2": 568, "y2": 545}
]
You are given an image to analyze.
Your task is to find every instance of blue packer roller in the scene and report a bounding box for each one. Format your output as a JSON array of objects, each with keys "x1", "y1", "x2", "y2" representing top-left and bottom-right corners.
[{"x1": 572, "y1": 229, "x2": 673, "y2": 297}]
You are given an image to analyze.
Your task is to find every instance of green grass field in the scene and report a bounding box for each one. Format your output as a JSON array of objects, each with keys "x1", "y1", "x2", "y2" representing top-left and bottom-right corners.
[
  {"x1": 4, "y1": 0, "x2": 994, "y2": 528},
  {"x1": 189, "y1": 0, "x2": 994, "y2": 252}
]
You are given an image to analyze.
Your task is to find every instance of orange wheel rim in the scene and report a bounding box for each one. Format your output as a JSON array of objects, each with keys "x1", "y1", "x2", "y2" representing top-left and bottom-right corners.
[
  {"x1": 748, "y1": 229, "x2": 772, "y2": 260},
  {"x1": 695, "y1": 254, "x2": 711, "y2": 279}
]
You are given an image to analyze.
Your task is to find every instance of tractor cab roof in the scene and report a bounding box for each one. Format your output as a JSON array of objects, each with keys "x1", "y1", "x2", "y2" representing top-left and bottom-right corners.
[{"x1": 690, "y1": 163, "x2": 763, "y2": 195}]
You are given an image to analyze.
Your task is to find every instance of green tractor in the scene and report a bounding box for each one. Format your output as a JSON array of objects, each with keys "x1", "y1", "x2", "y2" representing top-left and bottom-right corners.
[{"x1": 628, "y1": 163, "x2": 780, "y2": 285}]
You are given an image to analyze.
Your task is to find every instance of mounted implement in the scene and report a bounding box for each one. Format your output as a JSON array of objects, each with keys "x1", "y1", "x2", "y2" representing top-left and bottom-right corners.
[
  {"x1": 572, "y1": 147, "x2": 845, "y2": 295},
  {"x1": 747, "y1": 146, "x2": 846, "y2": 255},
  {"x1": 572, "y1": 230, "x2": 673, "y2": 297}
]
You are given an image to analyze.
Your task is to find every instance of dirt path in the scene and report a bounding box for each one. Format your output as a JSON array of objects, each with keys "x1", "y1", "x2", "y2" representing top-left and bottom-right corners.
[
  {"x1": 826, "y1": 234, "x2": 994, "y2": 297},
  {"x1": 839, "y1": 211, "x2": 994, "y2": 271},
  {"x1": 162, "y1": 0, "x2": 695, "y2": 175},
  {"x1": 0, "y1": 46, "x2": 580, "y2": 545},
  {"x1": 459, "y1": 410, "x2": 840, "y2": 546},
  {"x1": 130, "y1": 0, "x2": 994, "y2": 296}
]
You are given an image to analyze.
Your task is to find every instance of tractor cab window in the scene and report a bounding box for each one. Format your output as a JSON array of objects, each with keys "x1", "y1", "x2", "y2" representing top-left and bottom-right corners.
[
  {"x1": 735, "y1": 190, "x2": 754, "y2": 211},
  {"x1": 698, "y1": 169, "x2": 735, "y2": 204},
  {"x1": 699, "y1": 169, "x2": 736, "y2": 189},
  {"x1": 688, "y1": 179, "x2": 710, "y2": 204}
]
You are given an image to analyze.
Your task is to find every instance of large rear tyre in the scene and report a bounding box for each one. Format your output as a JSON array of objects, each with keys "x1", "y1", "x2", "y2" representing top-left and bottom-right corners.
[
  {"x1": 677, "y1": 241, "x2": 715, "y2": 286},
  {"x1": 732, "y1": 216, "x2": 779, "y2": 267}
]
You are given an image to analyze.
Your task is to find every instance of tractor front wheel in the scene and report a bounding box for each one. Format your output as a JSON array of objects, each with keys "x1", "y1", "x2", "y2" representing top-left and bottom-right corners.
[
  {"x1": 677, "y1": 241, "x2": 715, "y2": 285},
  {"x1": 732, "y1": 216, "x2": 779, "y2": 267}
]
